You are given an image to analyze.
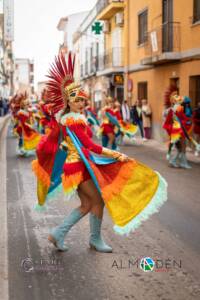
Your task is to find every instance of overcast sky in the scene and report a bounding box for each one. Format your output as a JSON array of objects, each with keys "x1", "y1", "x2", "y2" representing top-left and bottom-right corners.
[{"x1": 13, "y1": 0, "x2": 96, "y2": 87}]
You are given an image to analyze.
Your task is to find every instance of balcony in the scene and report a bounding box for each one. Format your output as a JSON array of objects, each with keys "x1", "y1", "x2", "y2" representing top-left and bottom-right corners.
[
  {"x1": 96, "y1": 0, "x2": 124, "y2": 20},
  {"x1": 80, "y1": 48, "x2": 124, "y2": 79},
  {"x1": 80, "y1": 58, "x2": 98, "y2": 79},
  {"x1": 97, "y1": 47, "x2": 124, "y2": 75},
  {"x1": 141, "y1": 22, "x2": 181, "y2": 65}
]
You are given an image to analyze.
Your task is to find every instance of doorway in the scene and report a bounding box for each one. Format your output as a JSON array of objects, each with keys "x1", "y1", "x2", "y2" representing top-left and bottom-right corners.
[{"x1": 189, "y1": 76, "x2": 200, "y2": 107}]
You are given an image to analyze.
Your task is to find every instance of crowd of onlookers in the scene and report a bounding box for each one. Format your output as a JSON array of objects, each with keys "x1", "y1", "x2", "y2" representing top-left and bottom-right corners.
[
  {"x1": 0, "y1": 97, "x2": 9, "y2": 116},
  {"x1": 118, "y1": 98, "x2": 200, "y2": 145},
  {"x1": 120, "y1": 99, "x2": 152, "y2": 141}
]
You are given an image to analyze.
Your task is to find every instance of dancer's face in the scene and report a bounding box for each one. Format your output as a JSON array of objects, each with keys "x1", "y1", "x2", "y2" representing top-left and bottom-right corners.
[{"x1": 69, "y1": 98, "x2": 85, "y2": 113}]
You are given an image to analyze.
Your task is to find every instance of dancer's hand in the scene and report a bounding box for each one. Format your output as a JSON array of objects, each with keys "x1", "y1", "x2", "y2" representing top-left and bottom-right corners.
[
  {"x1": 102, "y1": 147, "x2": 130, "y2": 162},
  {"x1": 118, "y1": 154, "x2": 129, "y2": 162}
]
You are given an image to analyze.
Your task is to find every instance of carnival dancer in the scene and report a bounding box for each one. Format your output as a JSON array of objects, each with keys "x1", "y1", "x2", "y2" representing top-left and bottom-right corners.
[
  {"x1": 32, "y1": 52, "x2": 167, "y2": 253},
  {"x1": 163, "y1": 92, "x2": 199, "y2": 168},
  {"x1": 113, "y1": 100, "x2": 138, "y2": 146},
  {"x1": 34, "y1": 89, "x2": 52, "y2": 134},
  {"x1": 85, "y1": 99, "x2": 100, "y2": 135},
  {"x1": 193, "y1": 101, "x2": 200, "y2": 156},
  {"x1": 100, "y1": 97, "x2": 117, "y2": 149},
  {"x1": 10, "y1": 94, "x2": 21, "y2": 138},
  {"x1": 15, "y1": 92, "x2": 41, "y2": 156}
]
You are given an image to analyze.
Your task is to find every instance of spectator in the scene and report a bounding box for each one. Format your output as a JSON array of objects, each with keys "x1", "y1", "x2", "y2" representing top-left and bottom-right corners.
[
  {"x1": 2, "y1": 98, "x2": 8, "y2": 115},
  {"x1": 121, "y1": 100, "x2": 130, "y2": 122},
  {"x1": 0, "y1": 97, "x2": 3, "y2": 116},
  {"x1": 141, "y1": 99, "x2": 152, "y2": 139},
  {"x1": 193, "y1": 101, "x2": 200, "y2": 156},
  {"x1": 130, "y1": 100, "x2": 144, "y2": 139}
]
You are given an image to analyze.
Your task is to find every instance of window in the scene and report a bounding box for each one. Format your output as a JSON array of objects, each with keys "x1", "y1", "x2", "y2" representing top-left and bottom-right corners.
[
  {"x1": 85, "y1": 50, "x2": 88, "y2": 75},
  {"x1": 189, "y1": 76, "x2": 200, "y2": 107},
  {"x1": 138, "y1": 10, "x2": 148, "y2": 45},
  {"x1": 138, "y1": 82, "x2": 148, "y2": 101},
  {"x1": 193, "y1": 0, "x2": 200, "y2": 23},
  {"x1": 90, "y1": 47, "x2": 93, "y2": 73}
]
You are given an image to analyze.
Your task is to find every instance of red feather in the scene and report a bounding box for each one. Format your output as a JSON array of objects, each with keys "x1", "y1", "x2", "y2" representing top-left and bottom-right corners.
[{"x1": 45, "y1": 52, "x2": 75, "y2": 114}]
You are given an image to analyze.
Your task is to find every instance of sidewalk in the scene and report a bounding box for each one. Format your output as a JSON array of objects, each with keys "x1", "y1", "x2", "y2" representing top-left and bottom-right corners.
[
  {"x1": 0, "y1": 115, "x2": 10, "y2": 133},
  {"x1": 123, "y1": 136, "x2": 200, "y2": 164}
]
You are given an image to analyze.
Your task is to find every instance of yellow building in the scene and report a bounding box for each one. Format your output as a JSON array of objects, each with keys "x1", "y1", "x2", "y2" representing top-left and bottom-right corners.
[
  {"x1": 97, "y1": 0, "x2": 200, "y2": 140},
  {"x1": 125, "y1": 0, "x2": 200, "y2": 140}
]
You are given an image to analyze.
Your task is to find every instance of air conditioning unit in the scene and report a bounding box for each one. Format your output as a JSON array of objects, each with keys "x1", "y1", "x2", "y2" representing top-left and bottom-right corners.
[
  {"x1": 103, "y1": 21, "x2": 111, "y2": 33},
  {"x1": 115, "y1": 12, "x2": 124, "y2": 26}
]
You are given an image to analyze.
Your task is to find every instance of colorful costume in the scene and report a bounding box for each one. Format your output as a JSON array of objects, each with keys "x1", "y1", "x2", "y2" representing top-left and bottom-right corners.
[
  {"x1": 100, "y1": 104, "x2": 118, "y2": 149},
  {"x1": 163, "y1": 92, "x2": 199, "y2": 168},
  {"x1": 113, "y1": 105, "x2": 138, "y2": 139},
  {"x1": 15, "y1": 94, "x2": 41, "y2": 156},
  {"x1": 32, "y1": 53, "x2": 167, "y2": 239},
  {"x1": 193, "y1": 105, "x2": 200, "y2": 135}
]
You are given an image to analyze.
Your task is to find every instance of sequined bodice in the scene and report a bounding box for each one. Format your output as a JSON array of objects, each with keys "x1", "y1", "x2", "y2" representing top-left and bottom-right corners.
[{"x1": 64, "y1": 136, "x2": 81, "y2": 163}]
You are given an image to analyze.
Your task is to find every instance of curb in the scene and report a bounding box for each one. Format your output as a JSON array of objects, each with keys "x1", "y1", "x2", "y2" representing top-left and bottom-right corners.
[
  {"x1": 0, "y1": 116, "x2": 9, "y2": 300},
  {"x1": 0, "y1": 115, "x2": 10, "y2": 134}
]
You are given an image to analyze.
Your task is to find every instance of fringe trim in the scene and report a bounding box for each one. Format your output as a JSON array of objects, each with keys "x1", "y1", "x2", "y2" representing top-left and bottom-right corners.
[
  {"x1": 113, "y1": 172, "x2": 168, "y2": 236},
  {"x1": 62, "y1": 172, "x2": 83, "y2": 194},
  {"x1": 46, "y1": 184, "x2": 63, "y2": 202},
  {"x1": 34, "y1": 203, "x2": 47, "y2": 212},
  {"x1": 34, "y1": 183, "x2": 77, "y2": 213},
  {"x1": 32, "y1": 160, "x2": 51, "y2": 187}
]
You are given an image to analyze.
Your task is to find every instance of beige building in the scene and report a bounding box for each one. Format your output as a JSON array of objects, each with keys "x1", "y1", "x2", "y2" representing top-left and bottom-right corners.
[{"x1": 14, "y1": 58, "x2": 34, "y2": 94}]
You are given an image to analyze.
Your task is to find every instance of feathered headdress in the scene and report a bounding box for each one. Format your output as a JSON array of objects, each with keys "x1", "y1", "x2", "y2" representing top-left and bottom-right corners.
[
  {"x1": 163, "y1": 85, "x2": 179, "y2": 108},
  {"x1": 19, "y1": 91, "x2": 29, "y2": 107},
  {"x1": 46, "y1": 52, "x2": 75, "y2": 113},
  {"x1": 46, "y1": 52, "x2": 89, "y2": 114}
]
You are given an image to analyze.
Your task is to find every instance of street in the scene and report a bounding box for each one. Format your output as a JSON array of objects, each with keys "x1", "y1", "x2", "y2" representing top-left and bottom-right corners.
[{"x1": 2, "y1": 123, "x2": 200, "y2": 300}]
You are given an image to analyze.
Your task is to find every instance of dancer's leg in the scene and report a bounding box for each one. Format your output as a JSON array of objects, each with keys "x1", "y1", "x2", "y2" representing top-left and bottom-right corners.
[
  {"x1": 48, "y1": 184, "x2": 92, "y2": 251},
  {"x1": 78, "y1": 179, "x2": 112, "y2": 252}
]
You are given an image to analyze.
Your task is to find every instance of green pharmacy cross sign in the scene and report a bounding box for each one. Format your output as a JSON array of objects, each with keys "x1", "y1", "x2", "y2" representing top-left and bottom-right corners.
[{"x1": 92, "y1": 21, "x2": 103, "y2": 35}]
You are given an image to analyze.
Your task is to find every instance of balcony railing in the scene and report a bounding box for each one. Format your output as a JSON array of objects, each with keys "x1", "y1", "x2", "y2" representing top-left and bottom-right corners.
[
  {"x1": 85, "y1": 60, "x2": 88, "y2": 75},
  {"x1": 80, "y1": 64, "x2": 84, "y2": 78},
  {"x1": 142, "y1": 22, "x2": 181, "y2": 65},
  {"x1": 96, "y1": 0, "x2": 124, "y2": 20},
  {"x1": 80, "y1": 48, "x2": 123, "y2": 78},
  {"x1": 98, "y1": 47, "x2": 124, "y2": 70}
]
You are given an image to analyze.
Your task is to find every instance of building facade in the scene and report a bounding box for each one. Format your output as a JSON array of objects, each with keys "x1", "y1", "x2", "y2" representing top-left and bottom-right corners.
[
  {"x1": 94, "y1": 0, "x2": 200, "y2": 140},
  {"x1": 57, "y1": 11, "x2": 89, "y2": 55},
  {"x1": 96, "y1": 0, "x2": 125, "y2": 103},
  {"x1": 0, "y1": 0, "x2": 15, "y2": 98},
  {"x1": 126, "y1": 0, "x2": 200, "y2": 140},
  {"x1": 14, "y1": 58, "x2": 34, "y2": 94},
  {"x1": 73, "y1": 5, "x2": 108, "y2": 109}
]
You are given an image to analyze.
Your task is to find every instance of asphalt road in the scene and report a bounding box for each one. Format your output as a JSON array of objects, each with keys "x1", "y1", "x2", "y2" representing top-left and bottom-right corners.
[{"x1": 5, "y1": 127, "x2": 200, "y2": 300}]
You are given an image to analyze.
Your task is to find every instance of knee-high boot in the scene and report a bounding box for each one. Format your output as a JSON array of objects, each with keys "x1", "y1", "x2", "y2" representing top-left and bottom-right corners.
[
  {"x1": 169, "y1": 152, "x2": 179, "y2": 167},
  {"x1": 89, "y1": 213, "x2": 112, "y2": 253},
  {"x1": 179, "y1": 152, "x2": 192, "y2": 169},
  {"x1": 48, "y1": 208, "x2": 84, "y2": 251}
]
